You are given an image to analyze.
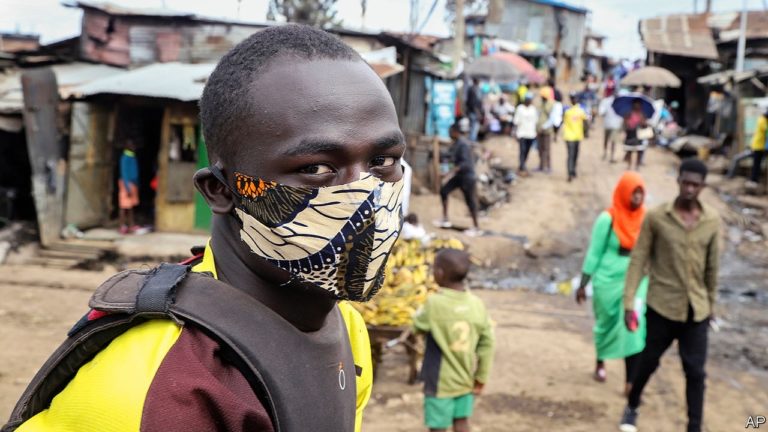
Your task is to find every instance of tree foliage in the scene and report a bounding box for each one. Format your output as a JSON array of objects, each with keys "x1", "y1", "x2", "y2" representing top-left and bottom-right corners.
[{"x1": 268, "y1": 0, "x2": 340, "y2": 27}]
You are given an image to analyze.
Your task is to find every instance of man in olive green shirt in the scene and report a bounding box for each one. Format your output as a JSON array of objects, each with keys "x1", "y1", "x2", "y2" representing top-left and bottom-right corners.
[
  {"x1": 412, "y1": 249, "x2": 494, "y2": 432},
  {"x1": 620, "y1": 159, "x2": 720, "y2": 432}
]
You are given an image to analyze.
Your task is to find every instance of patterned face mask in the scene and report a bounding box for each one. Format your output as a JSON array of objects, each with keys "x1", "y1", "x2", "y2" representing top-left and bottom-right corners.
[{"x1": 210, "y1": 166, "x2": 404, "y2": 301}]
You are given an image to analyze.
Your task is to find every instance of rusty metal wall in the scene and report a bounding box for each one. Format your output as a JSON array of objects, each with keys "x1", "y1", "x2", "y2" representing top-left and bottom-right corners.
[
  {"x1": 185, "y1": 25, "x2": 262, "y2": 63},
  {"x1": 80, "y1": 10, "x2": 132, "y2": 66},
  {"x1": 21, "y1": 68, "x2": 65, "y2": 246},
  {"x1": 65, "y1": 102, "x2": 114, "y2": 229},
  {"x1": 387, "y1": 69, "x2": 427, "y2": 135}
]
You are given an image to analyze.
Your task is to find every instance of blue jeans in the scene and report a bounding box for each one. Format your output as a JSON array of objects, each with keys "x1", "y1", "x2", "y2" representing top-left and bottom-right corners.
[
  {"x1": 469, "y1": 113, "x2": 480, "y2": 141},
  {"x1": 518, "y1": 138, "x2": 535, "y2": 171}
]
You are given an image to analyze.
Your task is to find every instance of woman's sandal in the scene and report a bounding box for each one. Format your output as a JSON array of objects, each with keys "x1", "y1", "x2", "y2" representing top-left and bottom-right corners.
[{"x1": 593, "y1": 366, "x2": 607, "y2": 383}]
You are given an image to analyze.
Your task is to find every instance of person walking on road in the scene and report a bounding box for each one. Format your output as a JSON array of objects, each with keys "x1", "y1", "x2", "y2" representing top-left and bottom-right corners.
[
  {"x1": 623, "y1": 100, "x2": 649, "y2": 171},
  {"x1": 513, "y1": 93, "x2": 538, "y2": 176},
  {"x1": 562, "y1": 96, "x2": 588, "y2": 182},
  {"x1": 438, "y1": 121, "x2": 480, "y2": 236},
  {"x1": 536, "y1": 89, "x2": 555, "y2": 173},
  {"x1": 551, "y1": 91, "x2": 564, "y2": 144},
  {"x1": 748, "y1": 108, "x2": 767, "y2": 186},
  {"x1": 466, "y1": 78, "x2": 483, "y2": 142},
  {"x1": 619, "y1": 159, "x2": 720, "y2": 432},
  {"x1": 599, "y1": 94, "x2": 624, "y2": 163},
  {"x1": 576, "y1": 172, "x2": 648, "y2": 393},
  {"x1": 413, "y1": 249, "x2": 495, "y2": 432}
]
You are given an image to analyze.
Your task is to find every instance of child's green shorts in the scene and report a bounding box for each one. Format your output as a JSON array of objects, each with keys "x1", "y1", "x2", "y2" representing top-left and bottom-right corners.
[{"x1": 424, "y1": 393, "x2": 475, "y2": 429}]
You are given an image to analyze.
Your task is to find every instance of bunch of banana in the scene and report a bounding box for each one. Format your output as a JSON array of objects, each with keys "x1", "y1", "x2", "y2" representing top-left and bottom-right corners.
[
  {"x1": 429, "y1": 238, "x2": 465, "y2": 251},
  {"x1": 353, "y1": 236, "x2": 465, "y2": 327}
]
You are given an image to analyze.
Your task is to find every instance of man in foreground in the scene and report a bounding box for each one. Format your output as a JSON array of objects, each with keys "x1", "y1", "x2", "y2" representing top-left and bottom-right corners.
[
  {"x1": 619, "y1": 159, "x2": 720, "y2": 432},
  {"x1": 4, "y1": 25, "x2": 405, "y2": 432}
]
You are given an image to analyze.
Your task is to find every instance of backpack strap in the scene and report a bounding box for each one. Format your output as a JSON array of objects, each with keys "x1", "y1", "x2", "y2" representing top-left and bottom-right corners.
[{"x1": 3, "y1": 264, "x2": 192, "y2": 431}]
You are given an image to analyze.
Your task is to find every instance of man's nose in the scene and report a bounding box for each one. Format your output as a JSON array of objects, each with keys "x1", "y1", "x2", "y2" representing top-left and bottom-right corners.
[{"x1": 336, "y1": 164, "x2": 366, "y2": 186}]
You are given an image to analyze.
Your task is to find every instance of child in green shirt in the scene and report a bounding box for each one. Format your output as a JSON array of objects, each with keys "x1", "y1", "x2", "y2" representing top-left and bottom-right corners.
[{"x1": 412, "y1": 249, "x2": 495, "y2": 432}]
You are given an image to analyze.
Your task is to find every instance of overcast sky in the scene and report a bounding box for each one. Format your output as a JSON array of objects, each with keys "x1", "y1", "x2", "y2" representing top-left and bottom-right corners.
[{"x1": 2, "y1": 0, "x2": 766, "y2": 59}]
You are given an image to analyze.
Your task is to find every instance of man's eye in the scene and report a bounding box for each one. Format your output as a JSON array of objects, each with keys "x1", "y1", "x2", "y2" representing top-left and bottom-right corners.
[
  {"x1": 370, "y1": 156, "x2": 398, "y2": 168},
  {"x1": 298, "y1": 164, "x2": 334, "y2": 175}
]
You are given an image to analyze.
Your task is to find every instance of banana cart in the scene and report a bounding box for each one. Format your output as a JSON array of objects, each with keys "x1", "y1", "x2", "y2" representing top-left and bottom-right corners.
[{"x1": 367, "y1": 325, "x2": 422, "y2": 384}]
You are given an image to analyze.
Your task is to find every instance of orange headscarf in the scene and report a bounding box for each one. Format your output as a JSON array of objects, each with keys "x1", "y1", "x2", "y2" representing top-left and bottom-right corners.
[{"x1": 607, "y1": 172, "x2": 646, "y2": 250}]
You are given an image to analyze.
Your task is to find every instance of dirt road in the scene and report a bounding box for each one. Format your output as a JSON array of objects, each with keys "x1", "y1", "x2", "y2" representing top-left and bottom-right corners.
[
  {"x1": 366, "y1": 127, "x2": 768, "y2": 431},
  {"x1": 0, "y1": 124, "x2": 766, "y2": 431}
]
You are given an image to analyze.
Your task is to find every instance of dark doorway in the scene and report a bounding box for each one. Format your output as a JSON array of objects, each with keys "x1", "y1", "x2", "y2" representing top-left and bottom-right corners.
[
  {"x1": 112, "y1": 105, "x2": 163, "y2": 227},
  {"x1": 0, "y1": 128, "x2": 35, "y2": 224}
]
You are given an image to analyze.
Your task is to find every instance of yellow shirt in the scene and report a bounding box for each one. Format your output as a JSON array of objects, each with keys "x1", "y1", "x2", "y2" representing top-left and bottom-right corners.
[
  {"x1": 18, "y1": 244, "x2": 373, "y2": 432},
  {"x1": 563, "y1": 105, "x2": 588, "y2": 142},
  {"x1": 751, "y1": 115, "x2": 767, "y2": 151},
  {"x1": 192, "y1": 243, "x2": 372, "y2": 432},
  {"x1": 517, "y1": 84, "x2": 528, "y2": 103}
]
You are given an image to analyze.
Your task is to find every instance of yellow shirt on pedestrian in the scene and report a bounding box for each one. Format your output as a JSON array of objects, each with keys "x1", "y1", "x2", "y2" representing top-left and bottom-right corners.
[
  {"x1": 517, "y1": 85, "x2": 528, "y2": 104},
  {"x1": 751, "y1": 115, "x2": 767, "y2": 151},
  {"x1": 563, "y1": 105, "x2": 588, "y2": 142}
]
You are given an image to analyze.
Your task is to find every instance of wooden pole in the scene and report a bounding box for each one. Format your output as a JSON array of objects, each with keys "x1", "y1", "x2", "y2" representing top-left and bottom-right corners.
[
  {"x1": 432, "y1": 136, "x2": 441, "y2": 193},
  {"x1": 735, "y1": 0, "x2": 748, "y2": 73},
  {"x1": 452, "y1": 0, "x2": 465, "y2": 76}
]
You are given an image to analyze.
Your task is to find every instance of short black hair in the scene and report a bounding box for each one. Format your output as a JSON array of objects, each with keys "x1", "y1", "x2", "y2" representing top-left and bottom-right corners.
[
  {"x1": 435, "y1": 249, "x2": 471, "y2": 283},
  {"x1": 679, "y1": 158, "x2": 708, "y2": 179},
  {"x1": 199, "y1": 24, "x2": 362, "y2": 165},
  {"x1": 450, "y1": 118, "x2": 465, "y2": 134},
  {"x1": 405, "y1": 213, "x2": 419, "y2": 224}
]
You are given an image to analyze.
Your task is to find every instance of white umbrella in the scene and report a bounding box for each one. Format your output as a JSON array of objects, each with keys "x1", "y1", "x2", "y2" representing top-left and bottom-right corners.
[{"x1": 622, "y1": 66, "x2": 681, "y2": 88}]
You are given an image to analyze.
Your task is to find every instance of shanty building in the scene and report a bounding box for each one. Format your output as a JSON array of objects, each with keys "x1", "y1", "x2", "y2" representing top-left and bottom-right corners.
[
  {"x1": 639, "y1": 13, "x2": 719, "y2": 131},
  {"x1": 483, "y1": 0, "x2": 589, "y2": 83}
]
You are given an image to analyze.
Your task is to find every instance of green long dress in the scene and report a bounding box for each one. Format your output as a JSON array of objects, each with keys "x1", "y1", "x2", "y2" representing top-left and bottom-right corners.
[{"x1": 582, "y1": 211, "x2": 648, "y2": 360}]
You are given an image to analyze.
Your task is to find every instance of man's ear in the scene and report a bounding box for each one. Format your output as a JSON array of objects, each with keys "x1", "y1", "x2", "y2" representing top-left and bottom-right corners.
[{"x1": 194, "y1": 167, "x2": 234, "y2": 215}]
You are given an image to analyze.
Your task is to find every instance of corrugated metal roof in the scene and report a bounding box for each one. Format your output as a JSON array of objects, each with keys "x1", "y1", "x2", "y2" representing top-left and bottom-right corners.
[
  {"x1": 63, "y1": 0, "x2": 194, "y2": 18},
  {"x1": 0, "y1": 62, "x2": 124, "y2": 113},
  {"x1": 639, "y1": 14, "x2": 719, "y2": 59},
  {"x1": 359, "y1": 47, "x2": 405, "y2": 79},
  {"x1": 527, "y1": 0, "x2": 589, "y2": 15},
  {"x1": 71, "y1": 62, "x2": 215, "y2": 101},
  {"x1": 698, "y1": 64, "x2": 768, "y2": 85},
  {"x1": 380, "y1": 32, "x2": 444, "y2": 53},
  {"x1": 713, "y1": 10, "x2": 768, "y2": 43}
]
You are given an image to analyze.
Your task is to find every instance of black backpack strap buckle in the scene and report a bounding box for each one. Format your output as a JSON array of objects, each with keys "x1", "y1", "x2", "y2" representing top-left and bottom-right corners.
[{"x1": 136, "y1": 263, "x2": 190, "y2": 314}]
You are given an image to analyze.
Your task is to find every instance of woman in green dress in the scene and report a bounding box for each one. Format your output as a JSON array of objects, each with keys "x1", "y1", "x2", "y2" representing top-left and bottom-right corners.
[{"x1": 576, "y1": 172, "x2": 648, "y2": 395}]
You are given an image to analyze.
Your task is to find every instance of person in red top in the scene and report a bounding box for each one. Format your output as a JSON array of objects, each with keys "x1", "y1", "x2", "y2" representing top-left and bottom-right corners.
[{"x1": 623, "y1": 100, "x2": 649, "y2": 171}]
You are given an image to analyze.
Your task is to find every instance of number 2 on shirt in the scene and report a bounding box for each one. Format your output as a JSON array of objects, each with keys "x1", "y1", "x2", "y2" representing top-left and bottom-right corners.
[{"x1": 450, "y1": 321, "x2": 471, "y2": 353}]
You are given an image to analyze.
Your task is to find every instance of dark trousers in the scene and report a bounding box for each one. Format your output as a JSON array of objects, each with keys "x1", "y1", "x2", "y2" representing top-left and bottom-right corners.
[
  {"x1": 628, "y1": 306, "x2": 708, "y2": 432},
  {"x1": 624, "y1": 352, "x2": 641, "y2": 384},
  {"x1": 537, "y1": 132, "x2": 551, "y2": 171},
  {"x1": 566, "y1": 141, "x2": 580, "y2": 178},
  {"x1": 518, "y1": 138, "x2": 535, "y2": 171},
  {"x1": 440, "y1": 174, "x2": 478, "y2": 214},
  {"x1": 751, "y1": 150, "x2": 766, "y2": 183}
]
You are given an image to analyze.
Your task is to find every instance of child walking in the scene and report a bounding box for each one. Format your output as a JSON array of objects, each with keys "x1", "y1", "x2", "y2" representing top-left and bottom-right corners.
[{"x1": 412, "y1": 249, "x2": 495, "y2": 432}]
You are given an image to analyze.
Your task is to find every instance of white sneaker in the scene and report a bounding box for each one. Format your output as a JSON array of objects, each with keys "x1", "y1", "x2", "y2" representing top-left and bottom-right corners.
[
  {"x1": 464, "y1": 228, "x2": 482, "y2": 237},
  {"x1": 619, "y1": 406, "x2": 638, "y2": 432},
  {"x1": 433, "y1": 219, "x2": 453, "y2": 228}
]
